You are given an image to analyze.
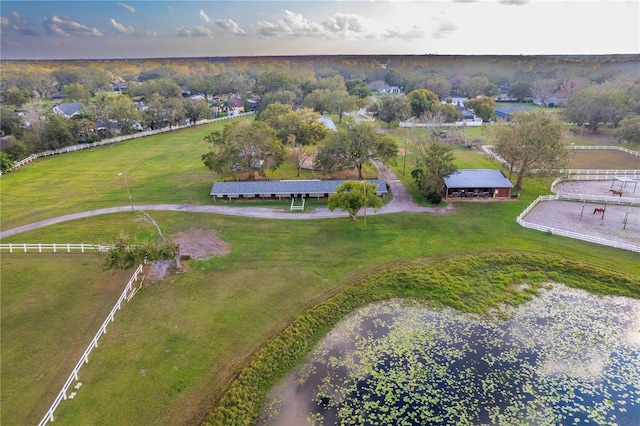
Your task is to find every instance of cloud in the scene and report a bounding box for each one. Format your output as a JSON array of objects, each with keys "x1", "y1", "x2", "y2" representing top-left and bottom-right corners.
[
  {"x1": 199, "y1": 9, "x2": 212, "y2": 24},
  {"x1": 431, "y1": 18, "x2": 457, "y2": 39},
  {"x1": 1, "y1": 16, "x2": 8, "y2": 26},
  {"x1": 138, "y1": 29, "x2": 157, "y2": 38},
  {"x1": 175, "y1": 25, "x2": 213, "y2": 37},
  {"x1": 108, "y1": 18, "x2": 135, "y2": 35},
  {"x1": 214, "y1": 19, "x2": 247, "y2": 36},
  {"x1": 11, "y1": 11, "x2": 20, "y2": 18},
  {"x1": 17, "y1": 27, "x2": 40, "y2": 36},
  {"x1": 116, "y1": 2, "x2": 136, "y2": 13},
  {"x1": 323, "y1": 13, "x2": 368, "y2": 34},
  {"x1": 255, "y1": 9, "x2": 322, "y2": 38},
  {"x1": 44, "y1": 16, "x2": 103, "y2": 37},
  {"x1": 499, "y1": 0, "x2": 528, "y2": 4},
  {"x1": 385, "y1": 25, "x2": 425, "y2": 40}
]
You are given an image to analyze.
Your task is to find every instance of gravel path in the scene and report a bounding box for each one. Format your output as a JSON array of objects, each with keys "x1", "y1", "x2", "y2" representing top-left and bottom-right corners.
[
  {"x1": 0, "y1": 165, "x2": 451, "y2": 239},
  {"x1": 523, "y1": 180, "x2": 640, "y2": 247}
]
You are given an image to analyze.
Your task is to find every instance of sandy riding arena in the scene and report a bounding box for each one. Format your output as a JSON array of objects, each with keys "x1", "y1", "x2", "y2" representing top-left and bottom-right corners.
[{"x1": 521, "y1": 180, "x2": 640, "y2": 248}]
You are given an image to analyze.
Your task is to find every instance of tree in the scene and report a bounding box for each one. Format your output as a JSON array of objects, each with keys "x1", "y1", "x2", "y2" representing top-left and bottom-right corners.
[
  {"x1": 0, "y1": 151, "x2": 14, "y2": 173},
  {"x1": 370, "y1": 94, "x2": 411, "y2": 128},
  {"x1": 0, "y1": 135, "x2": 29, "y2": 160},
  {"x1": 0, "y1": 106, "x2": 26, "y2": 139},
  {"x1": 202, "y1": 120, "x2": 284, "y2": 179},
  {"x1": 62, "y1": 82, "x2": 91, "y2": 103},
  {"x1": 460, "y1": 76, "x2": 491, "y2": 98},
  {"x1": 345, "y1": 79, "x2": 370, "y2": 98},
  {"x1": 101, "y1": 233, "x2": 178, "y2": 270},
  {"x1": 531, "y1": 79, "x2": 558, "y2": 105},
  {"x1": 406, "y1": 89, "x2": 439, "y2": 119},
  {"x1": 3, "y1": 87, "x2": 31, "y2": 107},
  {"x1": 259, "y1": 103, "x2": 327, "y2": 145},
  {"x1": 314, "y1": 131, "x2": 349, "y2": 178},
  {"x1": 564, "y1": 80, "x2": 633, "y2": 132},
  {"x1": 491, "y1": 110, "x2": 567, "y2": 190},
  {"x1": 327, "y1": 90, "x2": 358, "y2": 123},
  {"x1": 289, "y1": 138, "x2": 312, "y2": 177},
  {"x1": 464, "y1": 97, "x2": 495, "y2": 122},
  {"x1": 39, "y1": 112, "x2": 75, "y2": 150},
  {"x1": 616, "y1": 116, "x2": 640, "y2": 145},
  {"x1": 508, "y1": 81, "x2": 532, "y2": 102},
  {"x1": 184, "y1": 98, "x2": 212, "y2": 124},
  {"x1": 411, "y1": 140, "x2": 457, "y2": 194},
  {"x1": 328, "y1": 181, "x2": 383, "y2": 221}
]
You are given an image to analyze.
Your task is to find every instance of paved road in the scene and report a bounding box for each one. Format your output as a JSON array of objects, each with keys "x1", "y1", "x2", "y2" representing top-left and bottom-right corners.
[{"x1": 0, "y1": 167, "x2": 450, "y2": 239}]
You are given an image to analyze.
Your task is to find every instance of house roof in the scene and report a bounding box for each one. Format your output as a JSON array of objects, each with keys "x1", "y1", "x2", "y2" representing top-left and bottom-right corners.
[
  {"x1": 494, "y1": 105, "x2": 531, "y2": 117},
  {"x1": 444, "y1": 170, "x2": 514, "y2": 189},
  {"x1": 317, "y1": 115, "x2": 337, "y2": 132},
  {"x1": 53, "y1": 102, "x2": 83, "y2": 117},
  {"x1": 211, "y1": 179, "x2": 387, "y2": 197}
]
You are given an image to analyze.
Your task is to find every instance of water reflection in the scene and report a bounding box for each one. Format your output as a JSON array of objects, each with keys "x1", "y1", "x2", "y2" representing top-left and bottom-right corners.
[{"x1": 260, "y1": 284, "x2": 640, "y2": 425}]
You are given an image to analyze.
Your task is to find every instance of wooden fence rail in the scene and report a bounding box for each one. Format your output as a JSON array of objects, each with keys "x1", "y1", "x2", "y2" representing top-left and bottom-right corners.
[
  {"x1": 516, "y1": 195, "x2": 640, "y2": 253},
  {"x1": 38, "y1": 264, "x2": 144, "y2": 426},
  {"x1": 0, "y1": 243, "x2": 111, "y2": 253},
  {"x1": 2, "y1": 112, "x2": 255, "y2": 175}
]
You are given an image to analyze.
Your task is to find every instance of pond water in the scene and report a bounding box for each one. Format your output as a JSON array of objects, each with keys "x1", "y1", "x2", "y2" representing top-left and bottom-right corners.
[{"x1": 259, "y1": 284, "x2": 640, "y2": 426}]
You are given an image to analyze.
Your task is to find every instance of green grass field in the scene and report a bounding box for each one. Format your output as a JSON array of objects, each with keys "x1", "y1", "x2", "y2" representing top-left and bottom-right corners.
[{"x1": 1, "y1": 120, "x2": 639, "y2": 425}]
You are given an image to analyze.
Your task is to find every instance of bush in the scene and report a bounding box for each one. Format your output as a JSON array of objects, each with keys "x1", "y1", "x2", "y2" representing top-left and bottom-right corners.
[{"x1": 426, "y1": 191, "x2": 442, "y2": 204}]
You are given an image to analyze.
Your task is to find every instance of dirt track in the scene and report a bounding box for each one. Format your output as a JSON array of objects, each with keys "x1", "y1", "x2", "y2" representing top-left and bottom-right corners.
[{"x1": 522, "y1": 181, "x2": 640, "y2": 247}]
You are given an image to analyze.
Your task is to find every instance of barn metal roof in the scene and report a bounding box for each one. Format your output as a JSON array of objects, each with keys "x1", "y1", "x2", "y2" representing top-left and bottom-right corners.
[
  {"x1": 210, "y1": 179, "x2": 387, "y2": 197},
  {"x1": 444, "y1": 170, "x2": 514, "y2": 189}
]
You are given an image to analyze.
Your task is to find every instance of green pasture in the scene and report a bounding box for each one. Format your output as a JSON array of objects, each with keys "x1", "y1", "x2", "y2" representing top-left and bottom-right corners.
[{"x1": 1, "y1": 119, "x2": 639, "y2": 425}]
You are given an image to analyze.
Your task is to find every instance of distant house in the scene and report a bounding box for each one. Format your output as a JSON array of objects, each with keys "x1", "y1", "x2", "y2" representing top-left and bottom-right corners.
[
  {"x1": 443, "y1": 169, "x2": 514, "y2": 199},
  {"x1": 113, "y1": 82, "x2": 128, "y2": 93},
  {"x1": 51, "y1": 102, "x2": 83, "y2": 119},
  {"x1": 532, "y1": 96, "x2": 566, "y2": 108},
  {"x1": 366, "y1": 80, "x2": 402, "y2": 94},
  {"x1": 494, "y1": 105, "x2": 532, "y2": 121},
  {"x1": 317, "y1": 115, "x2": 337, "y2": 132}
]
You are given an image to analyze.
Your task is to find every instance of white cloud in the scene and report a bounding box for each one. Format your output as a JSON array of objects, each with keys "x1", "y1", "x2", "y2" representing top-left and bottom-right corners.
[
  {"x1": 1, "y1": 16, "x2": 8, "y2": 26},
  {"x1": 499, "y1": 0, "x2": 528, "y2": 5},
  {"x1": 431, "y1": 18, "x2": 457, "y2": 39},
  {"x1": 255, "y1": 9, "x2": 322, "y2": 38},
  {"x1": 44, "y1": 16, "x2": 103, "y2": 37},
  {"x1": 116, "y1": 3, "x2": 136, "y2": 13},
  {"x1": 199, "y1": 9, "x2": 212, "y2": 24},
  {"x1": 215, "y1": 19, "x2": 247, "y2": 36},
  {"x1": 385, "y1": 25, "x2": 426, "y2": 40},
  {"x1": 108, "y1": 18, "x2": 135, "y2": 35},
  {"x1": 175, "y1": 25, "x2": 214, "y2": 38},
  {"x1": 11, "y1": 11, "x2": 20, "y2": 18},
  {"x1": 323, "y1": 13, "x2": 368, "y2": 35}
]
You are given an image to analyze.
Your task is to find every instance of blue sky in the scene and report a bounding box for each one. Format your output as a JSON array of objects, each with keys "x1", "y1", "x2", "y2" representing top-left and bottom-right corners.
[{"x1": 1, "y1": 1, "x2": 638, "y2": 59}]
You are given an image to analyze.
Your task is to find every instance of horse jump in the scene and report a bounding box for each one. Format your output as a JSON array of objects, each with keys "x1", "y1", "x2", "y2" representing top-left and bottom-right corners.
[{"x1": 609, "y1": 189, "x2": 623, "y2": 197}]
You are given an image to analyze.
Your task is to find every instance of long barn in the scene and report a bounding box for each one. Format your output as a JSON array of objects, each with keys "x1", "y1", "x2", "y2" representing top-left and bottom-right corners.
[{"x1": 210, "y1": 179, "x2": 388, "y2": 201}]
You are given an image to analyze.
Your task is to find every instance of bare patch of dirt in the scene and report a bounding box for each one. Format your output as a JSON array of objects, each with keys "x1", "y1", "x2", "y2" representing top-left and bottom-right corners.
[{"x1": 171, "y1": 228, "x2": 230, "y2": 260}]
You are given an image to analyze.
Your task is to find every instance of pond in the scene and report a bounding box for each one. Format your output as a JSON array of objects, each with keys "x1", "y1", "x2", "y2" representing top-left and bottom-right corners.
[{"x1": 259, "y1": 284, "x2": 640, "y2": 425}]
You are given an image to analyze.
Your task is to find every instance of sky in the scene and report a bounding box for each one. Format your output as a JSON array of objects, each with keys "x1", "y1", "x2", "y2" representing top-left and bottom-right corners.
[{"x1": 1, "y1": 0, "x2": 638, "y2": 60}]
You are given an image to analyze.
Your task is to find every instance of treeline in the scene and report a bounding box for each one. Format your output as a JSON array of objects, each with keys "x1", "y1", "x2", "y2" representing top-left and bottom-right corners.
[{"x1": 1, "y1": 55, "x2": 639, "y2": 172}]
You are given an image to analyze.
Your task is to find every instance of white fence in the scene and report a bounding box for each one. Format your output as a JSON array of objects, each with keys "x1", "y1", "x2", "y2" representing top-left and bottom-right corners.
[
  {"x1": 3, "y1": 112, "x2": 255, "y2": 174},
  {"x1": 516, "y1": 195, "x2": 640, "y2": 253},
  {"x1": 38, "y1": 264, "x2": 144, "y2": 426},
  {"x1": 571, "y1": 145, "x2": 640, "y2": 157},
  {"x1": 0, "y1": 243, "x2": 110, "y2": 253},
  {"x1": 550, "y1": 176, "x2": 640, "y2": 201}
]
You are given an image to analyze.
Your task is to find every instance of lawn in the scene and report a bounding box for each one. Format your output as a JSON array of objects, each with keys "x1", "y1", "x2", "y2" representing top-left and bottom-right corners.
[{"x1": 1, "y1": 119, "x2": 639, "y2": 426}]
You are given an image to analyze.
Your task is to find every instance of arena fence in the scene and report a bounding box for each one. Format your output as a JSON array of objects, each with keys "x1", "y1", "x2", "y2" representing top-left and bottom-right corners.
[
  {"x1": 38, "y1": 264, "x2": 144, "y2": 426},
  {"x1": 2, "y1": 112, "x2": 255, "y2": 174},
  {"x1": 517, "y1": 194, "x2": 640, "y2": 253}
]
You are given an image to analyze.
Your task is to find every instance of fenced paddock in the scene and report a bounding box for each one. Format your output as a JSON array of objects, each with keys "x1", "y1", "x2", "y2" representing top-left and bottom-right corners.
[
  {"x1": 518, "y1": 177, "x2": 640, "y2": 252},
  {"x1": 38, "y1": 264, "x2": 144, "y2": 426}
]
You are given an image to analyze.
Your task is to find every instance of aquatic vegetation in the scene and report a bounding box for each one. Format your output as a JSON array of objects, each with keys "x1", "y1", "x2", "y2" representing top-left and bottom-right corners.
[
  {"x1": 205, "y1": 253, "x2": 639, "y2": 426},
  {"x1": 265, "y1": 286, "x2": 640, "y2": 425}
]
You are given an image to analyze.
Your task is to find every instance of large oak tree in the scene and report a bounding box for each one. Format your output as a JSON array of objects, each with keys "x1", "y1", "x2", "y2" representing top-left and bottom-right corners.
[{"x1": 491, "y1": 110, "x2": 568, "y2": 190}]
